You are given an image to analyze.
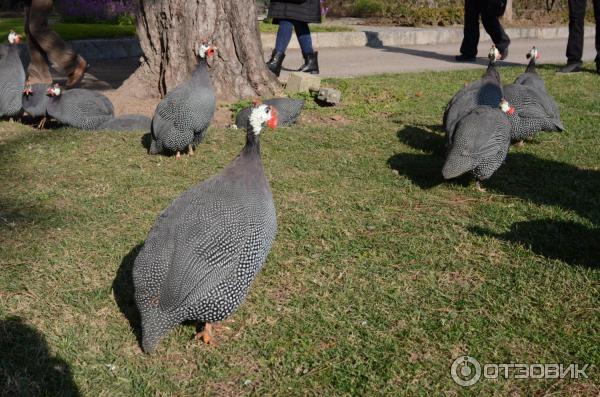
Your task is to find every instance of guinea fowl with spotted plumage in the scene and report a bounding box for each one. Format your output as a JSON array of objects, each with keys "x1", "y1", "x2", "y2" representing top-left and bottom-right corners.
[
  {"x1": 22, "y1": 83, "x2": 50, "y2": 129},
  {"x1": 235, "y1": 98, "x2": 304, "y2": 130},
  {"x1": 97, "y1": 114, "x2": 151, "y2": 132},
  {"x1": 46, "y1": 84, "x2": 114, "y2": 130},
  {"x1": 150, "y1": 43, "x2": 216, "y2": 158},
  {"x1": 0, "y1": 31, "x2": 25, "y2": 120},
  {"x1": 443, "y1": 46, "x2": 503, "y2": 142},
  {"x1": 133, "y1": 102, "x2": 279, "y2": 353},
  {"x1": 442, "y1": 102, "x2": 512, "y2": 191}
]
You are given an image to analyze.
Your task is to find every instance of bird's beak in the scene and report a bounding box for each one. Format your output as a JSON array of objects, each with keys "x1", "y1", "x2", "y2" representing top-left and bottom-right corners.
[{"x1": 15, "y1": 35, "x2": 22, "y2": 44}]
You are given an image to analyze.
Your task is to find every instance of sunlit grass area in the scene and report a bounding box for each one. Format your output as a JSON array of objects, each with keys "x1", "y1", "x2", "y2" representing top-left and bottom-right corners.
[{"x1": 1, "y1": 65, "x2": 599, "y2": 396}]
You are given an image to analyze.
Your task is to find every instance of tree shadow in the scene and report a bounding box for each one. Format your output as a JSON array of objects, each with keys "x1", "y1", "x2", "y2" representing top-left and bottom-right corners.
[
  {"x1": 112, "y1": 243, "x2": 144, "y2": 347},
  {"x1": 470, "y1": 220, "x2": 599, "y2": 268},
  {"x1": 0, "y1": 317, "x2": 80, "y2": 396},
  {"x1": 387, "y1": 125, "x2": 453, "y2": 189}
]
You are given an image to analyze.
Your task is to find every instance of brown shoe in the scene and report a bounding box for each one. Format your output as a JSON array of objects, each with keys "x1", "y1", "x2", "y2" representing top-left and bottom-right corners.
[{"x1": 66, "y1": 56, "x2": 88, "y2": 87}]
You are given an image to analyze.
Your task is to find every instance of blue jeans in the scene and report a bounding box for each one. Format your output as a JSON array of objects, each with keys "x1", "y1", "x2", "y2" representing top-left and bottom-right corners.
[{"x1": 274, "y1": 19, "x2": 314, "y2": 54}]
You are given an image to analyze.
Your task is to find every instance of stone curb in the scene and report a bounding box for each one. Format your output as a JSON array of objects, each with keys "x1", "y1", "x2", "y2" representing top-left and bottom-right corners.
[{"x1": 261, "y1": 25, "x2": 596, "y2": 49}]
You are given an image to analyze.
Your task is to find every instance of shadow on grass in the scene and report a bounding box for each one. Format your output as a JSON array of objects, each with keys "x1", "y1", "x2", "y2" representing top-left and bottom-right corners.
[
  {"x1": 0, "y1": 317, "x2": 80, "y2": 396},
  {"x1": 141, "y1": 132, "x2": 152, "y2": 151},
  {"x1": 470, "y1": 220, "x2": 600, "y2": 268},
  {"x1": 387, "y1": 125, "x2": 449, "y2": 189},
  {"x1": 112, "y1": 243, "x2": 144, "y2": 347}
]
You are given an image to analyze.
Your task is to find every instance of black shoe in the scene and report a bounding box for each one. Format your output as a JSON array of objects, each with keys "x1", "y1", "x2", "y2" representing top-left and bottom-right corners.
[
  {"x1": 266, "y1": 50, "x2": 285, "y2": 77},
  {"x1": 455, "y1": 54, "x2": 476, "y2": 62},
  {"x1": 558, "y1": 62, "x2": 583, "y2": 73},
  {"x1": 596, "y1": 61, "x2": 600, "y2": 74},
  {"x1": 498, "y1": 47, "x2": 509, "y2": 60},
  {"x1": 298, "y1": 51, "x2": 319, "y2": 74}
]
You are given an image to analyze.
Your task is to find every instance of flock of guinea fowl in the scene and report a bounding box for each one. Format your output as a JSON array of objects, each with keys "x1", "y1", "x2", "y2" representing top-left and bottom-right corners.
[{"x1": 0, "y1": 29, "x2": 563, "y2": 352}]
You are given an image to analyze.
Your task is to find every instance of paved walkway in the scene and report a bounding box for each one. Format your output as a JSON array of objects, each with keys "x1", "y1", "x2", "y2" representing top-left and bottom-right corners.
[{"x1": 269, "y1": 37, "x2": 598, "y2": 81}]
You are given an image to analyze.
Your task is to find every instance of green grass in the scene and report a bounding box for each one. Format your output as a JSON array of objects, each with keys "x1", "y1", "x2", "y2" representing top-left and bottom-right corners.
[
  {"x1": 259, "y1": 20, "x2": 354, "y2": 33},
  {"x1": 1, "y1": 65, "x2": 599, "y2": 396},
  {"x1": 0, "y1": 17, "x2": 136, "y2": 42}
]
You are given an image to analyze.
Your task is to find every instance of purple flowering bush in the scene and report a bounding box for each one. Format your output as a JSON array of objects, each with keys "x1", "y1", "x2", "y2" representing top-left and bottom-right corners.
[{"x1": 57, "y1": 0, "x2": 136, "y2": 24}]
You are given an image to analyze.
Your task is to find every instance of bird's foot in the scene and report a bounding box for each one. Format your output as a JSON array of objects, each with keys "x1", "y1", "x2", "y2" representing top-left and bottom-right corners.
[
  {"x1": 37, "y1": 117, "x2": 47, "y2": 130},
  {"x1": 516, "y1": 140, "x2": 524, "y2": 148},
  {"x1": 194, "y1": 323, "x2": 216, "y2": 346},
  {"x1": 475, "y1": 181, "x2": 486, "y2": 192},
  {"x1": 176, "y1": 151, "x2": 181, "y2": 159},
  {"x1": 188, "y1": 144, "x2": 194, "y2": 156}
]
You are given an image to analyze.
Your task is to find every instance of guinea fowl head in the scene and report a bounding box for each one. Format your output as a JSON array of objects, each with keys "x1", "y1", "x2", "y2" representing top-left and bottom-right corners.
[
  {"x1": 46, "y1": 84, "x2": 62, "y2": 97},
  {"x1": 23, "y1": 84, "x2": 33, "y2": 96},
  {"x1": 499, "y1": 99, "x2": 515, "y2": 115},
  {"x1": 488, "y1": 45, "x2": 501, "y2": 63},
  {"x1": 249, "y1": 100, "x2": 278, "y2": 135},
  {"x1": 197, "y1": 43, "x2": 217, "y2": 59},
  {"x1": 526, "y1": 46, "x2": 539, "y2": 61},
  {"x1": 8, "y1": 30, "x2": 21, "y2": 45}
]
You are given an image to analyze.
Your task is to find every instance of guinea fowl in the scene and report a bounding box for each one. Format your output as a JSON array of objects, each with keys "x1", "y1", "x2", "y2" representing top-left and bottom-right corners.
[
  {"x1": 97, "y1": 114, "x2": 151, "y2": 132},
  {"x1": 0, "y1": 31, "x2": 25, "y2": 120},
  {"x1": 502, "y1": 84, "x2": 564, "y2": 142},
  {"x1": 150, "y1": 43, "x2": 216, "y2": 158},
  {"x1": 22, "y1": 83, "x2": 50, "y2": 129},
  {"x1": 443, "y1": 46, "x2": 503, "y2": 143},
  {"x1": 442, "y1": 102, "x2": 512, "y2": 191},
  {"x1": 133, "y1": 102, "x2": 279, "y2": 353},
  {"x1": 46, "y1": 84, "x2": 114, "y2": 130},
  {"x1": 512, "y1": 47, "x2": 561, "y2": 123},
  {"x1": 235, "y1": 98, "x2": 304, "y2": 130}
]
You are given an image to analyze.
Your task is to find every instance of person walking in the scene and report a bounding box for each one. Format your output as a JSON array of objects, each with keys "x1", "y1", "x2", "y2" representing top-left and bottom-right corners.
[
  {"x1": 24, "y1": 0, "x2": 88, "y2": 87},
  {"x1": 265, "y1": 0, "x2": 321, "y2": 77},
  {"x1": 456, "y1": 0, "x2": 510, "y2": 62},
  {"x1": 558, "y1": 0, "x2": 600, "y2": 73}
]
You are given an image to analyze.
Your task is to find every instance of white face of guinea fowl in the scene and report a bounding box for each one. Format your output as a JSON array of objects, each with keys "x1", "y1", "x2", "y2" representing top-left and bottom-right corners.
[
  {"x1": 46, "y1": 84, "x2": 62, "y2": 97},
  {"x1": 197, "y1": 43, "x2": 217, "y2": 59},
  {"x1": 499, "y1": 99, "x2": 515, "y2": 115},
  {"x1": 488, "y1": 46, "x2": 500, "y2": 62},
  {"x1": 527, "y1": 47, "x2": 539, "y2": 60},
  {"x1": 8, "y1": 31, "x2": 21, "y2": 45},
  {"x1": 249, "y1": 104, "x2": 278, "y2": 135}
]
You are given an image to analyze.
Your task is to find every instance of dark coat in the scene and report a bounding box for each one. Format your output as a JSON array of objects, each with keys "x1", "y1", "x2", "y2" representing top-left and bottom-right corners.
[{"x1": 268, "y1": 0, "x2": 321, "y2": 24}]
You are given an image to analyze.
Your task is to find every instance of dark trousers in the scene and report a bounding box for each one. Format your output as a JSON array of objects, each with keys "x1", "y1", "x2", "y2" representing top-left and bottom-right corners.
[
  {"x1": 459, "y1": 0, "x2": 511, "y2": 57},
  {"x1": 566, "y1": 0, "x2": 600, "y2": 64},
  {"x1": 274, "y1": 19, "x2": 314, "y2": 54},
  {"x1": 24, "y1": 0, "x2": 79, "y2": 84}
]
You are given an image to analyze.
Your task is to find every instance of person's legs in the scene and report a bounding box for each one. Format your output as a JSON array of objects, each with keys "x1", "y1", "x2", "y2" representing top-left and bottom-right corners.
[
  {"x1": 28, "y1": 0, "x2": 86, "y2": 85},
  {"x1": 481, "y1": 3, "x2": 510, "y2": 58},
  {"x1": 291, "y1": 20, "x2": 319, "y2": 74},
  {"x1": 24, "y1": 0, "x2": 52, "y2": 84},
  {"x1": 266, "y1": 19, "x2": 293, "y2": 77},
  {"x1": 566, "y1": 0, "x2": 586, "y2": 64},
  {"x1": 458, "y1": 0, "x2": 480, "y2": 60}
]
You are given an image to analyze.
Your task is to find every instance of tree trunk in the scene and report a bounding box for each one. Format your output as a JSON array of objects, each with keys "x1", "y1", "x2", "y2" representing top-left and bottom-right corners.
[{"x1": 119, "y1": 0, "x2": 280, "y2": 100}]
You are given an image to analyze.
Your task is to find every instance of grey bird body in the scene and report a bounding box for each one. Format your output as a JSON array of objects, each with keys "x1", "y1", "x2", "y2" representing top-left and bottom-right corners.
[
  {"x1": 22, "y1": 83, "x2": 50, "y2": 118},
  {"x1": 443, "y1": 106, "x2": 511, "y2": 181},
  {"x1": 443, "y1": 62, "x2": 503, "y2": 144},
  {"x1": 97, "y1": 114, "x2": 151, "y2": 132},
  {"x1": 235, "y1": 98, "x2": 304, "y2": 130},
  {"x1": 46, "y1": 88, "x2": 114, "y2": 130},
  {"x1": 0, "y1": 43, "x2": 25, "y2": 118},
  {"x1": 150, "y1": 60, "x2": 215, "y2": 155},
  {"x1": 513, "y1": 56, "x2": 561, "y2": 125},
  {"x1": 503, "y1": 84, "x2": 564, "y2": 141},
  {"x1": 133, "y1": 114, "x2": 277, "y2": 353}
]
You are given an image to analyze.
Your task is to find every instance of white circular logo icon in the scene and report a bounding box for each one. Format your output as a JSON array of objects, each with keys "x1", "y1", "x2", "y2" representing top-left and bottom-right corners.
[{"x1": 451, "y1": 356, "x2": 482, "y2": 387}]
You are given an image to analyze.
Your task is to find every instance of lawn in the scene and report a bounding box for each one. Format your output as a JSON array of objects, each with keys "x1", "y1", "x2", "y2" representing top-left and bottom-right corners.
[{"x1": 0, "y1": 65, "x2": 599, "y2": 396}]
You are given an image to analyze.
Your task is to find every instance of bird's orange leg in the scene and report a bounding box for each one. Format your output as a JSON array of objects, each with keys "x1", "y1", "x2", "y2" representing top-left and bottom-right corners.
[
  {"x1": 195, "y1": 322, "x2": 216, "y2": 345},
  {"x1": 37, "y1": 117, "x2": 47, "y2": 130},
  {"x1": 176, "y1": 151, "x2": 181, "y2": 159},
  {"x1": 188, "y1": 144, "x2": 194, "y2": 156}
]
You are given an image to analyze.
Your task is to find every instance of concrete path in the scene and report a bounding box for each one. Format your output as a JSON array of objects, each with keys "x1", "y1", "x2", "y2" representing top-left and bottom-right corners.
[{"x1": 269, "y1": 37, "x2": 599, "y2": 81}]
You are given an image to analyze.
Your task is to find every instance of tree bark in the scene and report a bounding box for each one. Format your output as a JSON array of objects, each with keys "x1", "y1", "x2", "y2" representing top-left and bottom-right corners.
[{"x1": 119, "y1": 0, "x2": 280, "y2": 100}]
